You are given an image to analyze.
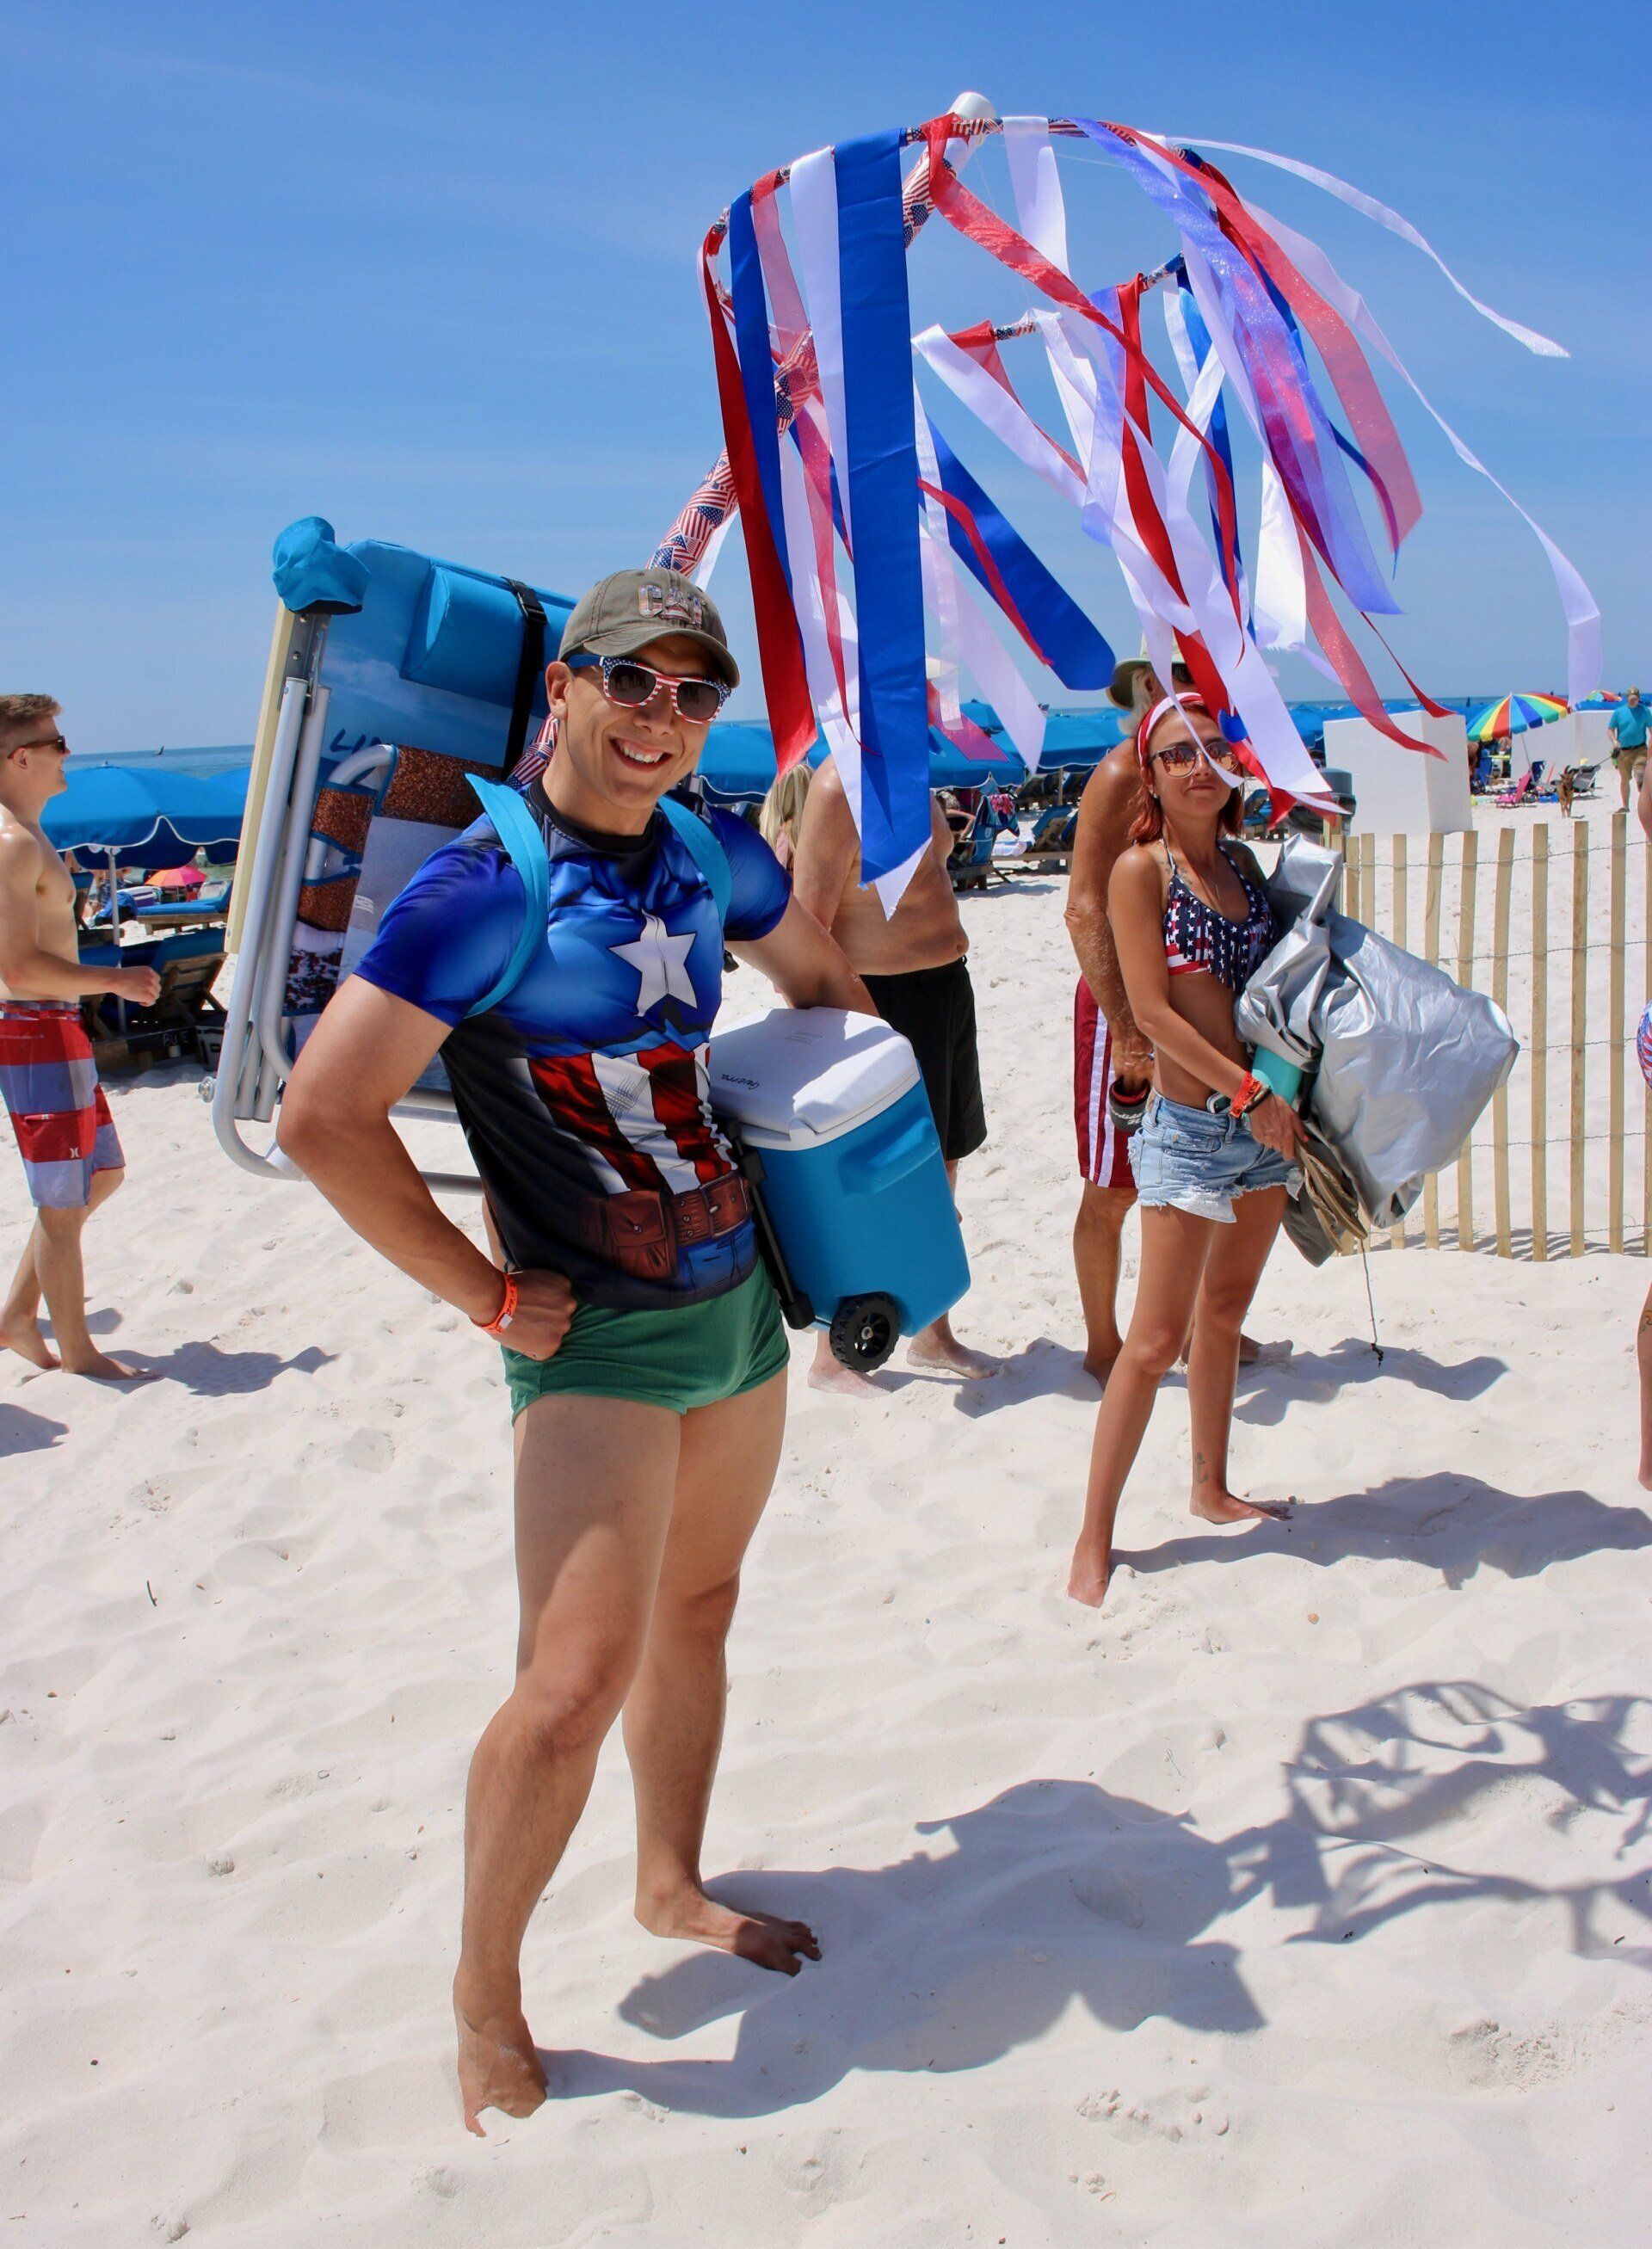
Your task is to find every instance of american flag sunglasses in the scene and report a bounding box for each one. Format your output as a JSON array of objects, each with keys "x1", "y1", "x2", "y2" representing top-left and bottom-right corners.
[{"x1": 565, "y1": 653, "x2": 729, "y2": 725}]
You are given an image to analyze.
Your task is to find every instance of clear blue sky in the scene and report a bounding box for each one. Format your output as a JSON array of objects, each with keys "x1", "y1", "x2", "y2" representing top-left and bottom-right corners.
[{"x1": 4, "y1": 0, "x2": 1647, "y2": 750}]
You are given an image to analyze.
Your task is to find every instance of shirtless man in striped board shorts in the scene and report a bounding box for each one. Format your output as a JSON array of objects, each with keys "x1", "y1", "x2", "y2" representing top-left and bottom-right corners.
[
  {"x1": 0, "y1": 694, "x2": 158, "y2": 1377},
  {"x1": 1066, "y1": 669, "x2": 1158, "y2": 1380}
]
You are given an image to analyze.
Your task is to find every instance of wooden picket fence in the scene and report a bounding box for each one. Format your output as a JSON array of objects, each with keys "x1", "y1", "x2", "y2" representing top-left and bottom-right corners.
[{"x1": 1319, "y1": 810, "x2": 1643, "y2": 1259}]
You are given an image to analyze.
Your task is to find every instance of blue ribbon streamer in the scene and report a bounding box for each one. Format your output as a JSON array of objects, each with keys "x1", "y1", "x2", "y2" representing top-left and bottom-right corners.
[
  {"x1": 927, "y1": 418, "x2": 1118, "y2": 690},
  {"x1": 835, "y1": 131, "x2": 932, "y2": 882}
]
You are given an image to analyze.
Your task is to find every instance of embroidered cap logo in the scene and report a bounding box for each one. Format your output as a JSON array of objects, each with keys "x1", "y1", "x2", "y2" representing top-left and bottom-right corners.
[{"x1": 641, "y1": 583, "x2": 706, "y2": 631}]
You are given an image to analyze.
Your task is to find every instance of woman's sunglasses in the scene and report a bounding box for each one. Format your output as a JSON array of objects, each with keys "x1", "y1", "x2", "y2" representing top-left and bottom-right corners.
[
  {"x1": 565, "y1": 653, "x2": 729, "y2": 726},
  {"x1": 1150, "y1": 736, "x2": 1245, "y2": 774}
]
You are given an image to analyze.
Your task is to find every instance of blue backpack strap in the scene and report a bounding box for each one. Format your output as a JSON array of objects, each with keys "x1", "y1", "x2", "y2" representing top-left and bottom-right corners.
[
  {"x1": 658, "y1": 793, "x2": 731, "y2": 927},
  {"x1": 465, "y1": 774, "x2": 550, "y2": 1017}
]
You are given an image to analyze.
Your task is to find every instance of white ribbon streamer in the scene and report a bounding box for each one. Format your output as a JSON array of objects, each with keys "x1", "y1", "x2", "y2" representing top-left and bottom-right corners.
[
  {"x1": 1247, "y1": 195, "x2": 1601, "y2": 704},
  {"x1": 1146, "y1": 130, "x2": 1567, "y2": 357},
  {"x1": 789, "y1": 146, "x2": 854, "y2": 549},
  {"x1": 1003, "y1": 116, "x2": 1070, "y2": 272},
  {"x1": 918, "y1": 521, "x2": 1046, "y2": 769}
]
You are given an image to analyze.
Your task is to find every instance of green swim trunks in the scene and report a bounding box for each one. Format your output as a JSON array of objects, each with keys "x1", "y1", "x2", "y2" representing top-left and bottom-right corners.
[{"x1": 502, "y1": 1265, "x2": 789, "y2": 1420}]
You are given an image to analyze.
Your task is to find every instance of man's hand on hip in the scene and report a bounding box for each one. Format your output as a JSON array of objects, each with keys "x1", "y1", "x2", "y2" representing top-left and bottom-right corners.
[{"x1": 491, "y1": 1269, "x2": 576, "y2": 1361}]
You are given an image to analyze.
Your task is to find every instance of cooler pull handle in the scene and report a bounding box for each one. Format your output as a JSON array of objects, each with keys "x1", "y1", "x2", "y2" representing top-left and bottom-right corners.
[{"x1": 834, "y1": 1112, "x2": 936, "y2": 1194}]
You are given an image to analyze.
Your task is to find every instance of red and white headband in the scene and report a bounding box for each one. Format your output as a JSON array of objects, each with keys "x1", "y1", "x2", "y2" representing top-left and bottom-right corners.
[{"x1": 1135, "y1": 693, "x2": 1210, "y2": 764}]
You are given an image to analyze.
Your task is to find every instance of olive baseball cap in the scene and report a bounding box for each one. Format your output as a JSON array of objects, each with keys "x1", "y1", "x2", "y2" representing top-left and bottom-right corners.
[{"x1": 558, "y1": 568, "x2": 740, "y2": 690}]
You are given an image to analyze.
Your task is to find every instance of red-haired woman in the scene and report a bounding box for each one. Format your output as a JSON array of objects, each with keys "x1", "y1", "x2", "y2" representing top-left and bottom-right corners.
[{"x1": 1068, "y1": 696, "x2": 1304, "y2": 1607}]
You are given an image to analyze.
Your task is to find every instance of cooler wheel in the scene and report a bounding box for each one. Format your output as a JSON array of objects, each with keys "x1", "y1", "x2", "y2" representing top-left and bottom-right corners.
[{"x1": 828, "y1": 1292, "x2": 900, "y2": 1373}]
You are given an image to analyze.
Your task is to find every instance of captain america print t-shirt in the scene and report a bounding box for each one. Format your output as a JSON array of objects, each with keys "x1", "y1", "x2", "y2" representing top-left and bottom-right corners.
[{"x1": 351, "y1": 783, "x2": 791, "y2": 1310}]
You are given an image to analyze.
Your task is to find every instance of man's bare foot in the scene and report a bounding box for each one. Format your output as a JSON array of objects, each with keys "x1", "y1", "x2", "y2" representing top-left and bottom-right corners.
[
  {"x1": 637, "y1": 1880, "x2": 820, "y2": 1975},
  {"x1": 1066, "y1": 1548, "x2": 1112, "y2": 1606},
  {"x1": 806, "y1": 1351, "x2": 878, "y2": 1396},
  {"x1": 1179, "y1": 1331, "x2": 1284, "y2": 1370},
  {"x1": 906, "y1": 1322, "x2": 996, "y2": 1377},
  {"x1": 0, "y1": 1316, "x2": 59, "y2": 1371},
  {"x1": 1238, "y1": 1334, "x2": 1291, "y2": 1368},
  {"x1": 1082, "y1": 1348, "x2": 1120, "y2": 1389},
  {"x1": 61, "y1": 1350, "x2": 155, "y2": 1382},
  {"x1": 1191, "y1": 1487, "x2": 1291, "y2": 1526},
  {"x1": 453, "y1": 1987, "x2": 548, "y2": 2137}
]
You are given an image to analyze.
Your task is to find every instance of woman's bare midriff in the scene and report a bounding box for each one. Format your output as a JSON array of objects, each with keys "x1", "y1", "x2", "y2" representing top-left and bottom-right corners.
[
  {"x1": 1146, "y1": 847, "x2": 1251, "y2": 1107},
  {"x1": 1153, "y1": 970, "x2": 1249, "y2": 1107}
]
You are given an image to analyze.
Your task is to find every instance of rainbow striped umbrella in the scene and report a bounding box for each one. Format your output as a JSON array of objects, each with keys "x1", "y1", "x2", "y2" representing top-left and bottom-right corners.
[
  {"x1": 1467, "y1": 692, "x2": 1569, "y2": 743},
  {"x1": 1572, "y1": 688, "x2": 1622, "y2": 710}
]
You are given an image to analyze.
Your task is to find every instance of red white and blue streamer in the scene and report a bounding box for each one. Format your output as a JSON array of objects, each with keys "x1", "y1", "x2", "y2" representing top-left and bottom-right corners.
[{"x1": 681, "y1": 104, "x2": 1600, "y2": 890}]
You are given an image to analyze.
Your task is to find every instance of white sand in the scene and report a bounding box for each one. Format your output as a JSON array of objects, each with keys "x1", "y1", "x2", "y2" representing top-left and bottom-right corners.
[{"x1": 3, "y1": 841, "x2": 1649, "y2": 2246}]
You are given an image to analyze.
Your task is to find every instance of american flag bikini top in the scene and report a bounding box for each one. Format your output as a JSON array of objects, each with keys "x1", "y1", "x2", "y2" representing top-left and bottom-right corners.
[{"x1": 1162, "y1": 841, "x2": 1277, "y2": 994}]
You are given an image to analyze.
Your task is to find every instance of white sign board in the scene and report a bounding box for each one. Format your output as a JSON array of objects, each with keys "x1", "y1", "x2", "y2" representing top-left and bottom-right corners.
[{"x1": 1324, "y1": 711, "x2": 1472, "y2": 835}]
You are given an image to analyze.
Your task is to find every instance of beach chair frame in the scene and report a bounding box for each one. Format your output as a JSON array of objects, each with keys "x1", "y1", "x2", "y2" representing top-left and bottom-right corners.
[{"x1": 213, "y1": 529, "x2": 572, "y2": 1190}]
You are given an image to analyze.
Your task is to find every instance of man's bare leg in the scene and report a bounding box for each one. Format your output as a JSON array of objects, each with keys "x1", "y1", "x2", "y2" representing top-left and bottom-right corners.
[
  {"x1": 1, "y1": 1222, "x2": 59, "y2": 1368},
  {"x1": 1073, "y1": 1180, "x2": 1135, "y2": 1383},
  {"x1": 34, "y1": 1173, "x2": 149, "y2": 1379},
  {"x1": 1185, "y1": 1188, "x2": 1292, "y2": 1527},
  {"x1": 453, "y1": 1393, "x2": 681, "y2": 2137},
  {"x1": 807, "y1": 1326, "x2": 878, "y2": 1395},
  {"x1": 907, "y1": 1162, "x2": 995, "y2": 1376},
  {"x1": 626, "y1": 1368, "x2": 819, "y2": 1973}
]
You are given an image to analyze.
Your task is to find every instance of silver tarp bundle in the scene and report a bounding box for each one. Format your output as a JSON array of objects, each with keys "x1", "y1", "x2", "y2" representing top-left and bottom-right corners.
[{"x1": 1236, "y1": 835, "x2": 1519, "y2": 1240}]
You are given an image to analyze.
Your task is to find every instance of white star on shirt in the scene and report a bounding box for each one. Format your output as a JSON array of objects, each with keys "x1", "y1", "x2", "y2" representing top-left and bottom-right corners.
[{"x1": 611, "y1": 914, "x2": 698, "y2": 1015}]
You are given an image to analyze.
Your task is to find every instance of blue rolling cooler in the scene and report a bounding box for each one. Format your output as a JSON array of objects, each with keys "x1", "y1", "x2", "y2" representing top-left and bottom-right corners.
[{"x1": 707, "y1": 1007, "x2": 971, "y2": 1371}]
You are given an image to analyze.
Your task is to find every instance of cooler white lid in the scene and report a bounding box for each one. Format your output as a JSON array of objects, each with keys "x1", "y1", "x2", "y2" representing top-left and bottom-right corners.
[{"x1": 707, "y1": 1007, "x2": 921, "y2": 1147}]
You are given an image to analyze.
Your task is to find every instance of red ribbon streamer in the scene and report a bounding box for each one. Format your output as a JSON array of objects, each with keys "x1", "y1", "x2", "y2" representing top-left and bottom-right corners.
[{"x1": 699, "y1": 226, "x2": 815, "y2": 771}]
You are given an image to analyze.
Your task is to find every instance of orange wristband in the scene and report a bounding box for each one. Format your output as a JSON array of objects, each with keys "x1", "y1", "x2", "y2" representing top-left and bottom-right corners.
[{"x1": 472, "y1": 1272, "x2": 519, "y2": 1338}]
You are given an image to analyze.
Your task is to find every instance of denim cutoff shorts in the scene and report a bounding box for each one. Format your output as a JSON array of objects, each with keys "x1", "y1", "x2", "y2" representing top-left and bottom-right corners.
[{"x1": 1129, "y1": 1092, "x2": 1302, "y2": 1223}]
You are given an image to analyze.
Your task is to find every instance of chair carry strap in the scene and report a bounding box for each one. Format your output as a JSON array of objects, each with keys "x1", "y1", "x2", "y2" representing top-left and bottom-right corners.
[
  {"x1": 465, "y1": 775, "x2": 551, "y2": 1017},
  {"x1": 460, "y1": 783, "x2": 731, "y2": 1021},
  {"x1": 657, "y1": 793, "x2": 731, "y2": 924},
  {"x1": 501, "y1": 581, "x2": 548, "y2": 779}
]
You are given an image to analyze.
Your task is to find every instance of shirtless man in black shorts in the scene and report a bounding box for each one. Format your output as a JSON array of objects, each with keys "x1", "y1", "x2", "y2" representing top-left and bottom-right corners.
[{"x1": 792, "y1": 756, "x2": 995, "y2": 1387}]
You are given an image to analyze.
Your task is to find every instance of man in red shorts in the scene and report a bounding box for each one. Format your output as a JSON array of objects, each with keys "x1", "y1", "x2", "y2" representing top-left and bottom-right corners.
[
  {"x1": 0, "y1": 695, "x2": 158, "y2": 1376},
  {"x1": 1066, "y1": 709, "x2": 1152, "y2": 1381}
]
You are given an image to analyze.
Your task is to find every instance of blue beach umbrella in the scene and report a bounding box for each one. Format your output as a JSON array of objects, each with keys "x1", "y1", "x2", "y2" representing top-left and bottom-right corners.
[{"x1": 44, "y1": 761, "x2": 249, "y2": 867}]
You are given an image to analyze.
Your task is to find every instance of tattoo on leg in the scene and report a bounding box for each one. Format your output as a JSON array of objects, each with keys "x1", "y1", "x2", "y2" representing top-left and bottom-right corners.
[{"x1": 1193, "y1": 1448, "x2": 1209, "y2": 1485}]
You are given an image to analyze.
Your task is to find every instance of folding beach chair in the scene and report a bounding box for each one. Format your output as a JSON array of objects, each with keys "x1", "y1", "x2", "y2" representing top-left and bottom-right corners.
[
  {"x1": 946, "y1": 810, "x2": 997, "y2": 890},
  {"x1": 213, "y1": 518, "x2": 573, "y2": 1188}
]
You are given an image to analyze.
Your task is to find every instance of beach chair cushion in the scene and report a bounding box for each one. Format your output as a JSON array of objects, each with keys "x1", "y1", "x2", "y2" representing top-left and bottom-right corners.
[{"x1": 282, "y1": 742, "x2": 499, "y2": 1096}]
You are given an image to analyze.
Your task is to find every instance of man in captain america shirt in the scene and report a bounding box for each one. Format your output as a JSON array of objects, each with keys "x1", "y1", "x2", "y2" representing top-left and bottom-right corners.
[{"x1": 280, "y1": 569, "x2": 872, "y2": 2135}]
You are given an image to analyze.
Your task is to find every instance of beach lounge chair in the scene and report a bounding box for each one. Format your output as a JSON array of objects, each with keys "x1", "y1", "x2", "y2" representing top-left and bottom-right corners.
[
  {"x1": 80, "y1": 927, "x2": 227, "y2": 1058},
  {"x1": 947, "y1": 812, "x2": 996, "y2": 891},
  {"x1": 213, "y1": 518, "x2": 573, "y2": 1187},
  {"x1": 1016, "y1": 801, "x2": 1077, "y2": 873},
  {"x1": 1493, "y1": 769, "x2": 1537, "y2": 809}
]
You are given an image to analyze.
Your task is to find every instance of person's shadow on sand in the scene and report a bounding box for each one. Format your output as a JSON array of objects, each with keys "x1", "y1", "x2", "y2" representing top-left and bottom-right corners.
[
  {"x1": 1118, "y1": 1475, "x2": 1652, "y2": 1589},
  {"x1": 0, "y1": 1402, "x2": 69, "y2": 1456},
  {"x1": 547, "y1": 1682, "x2": 1652, "y2": 2117},
  {"x1": 1236, "y1": 1340, "x2": 1506, "y2": 1421},
  {"x1": 120, "y1": 1340, "x2": 336, "y2": 1396}
]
